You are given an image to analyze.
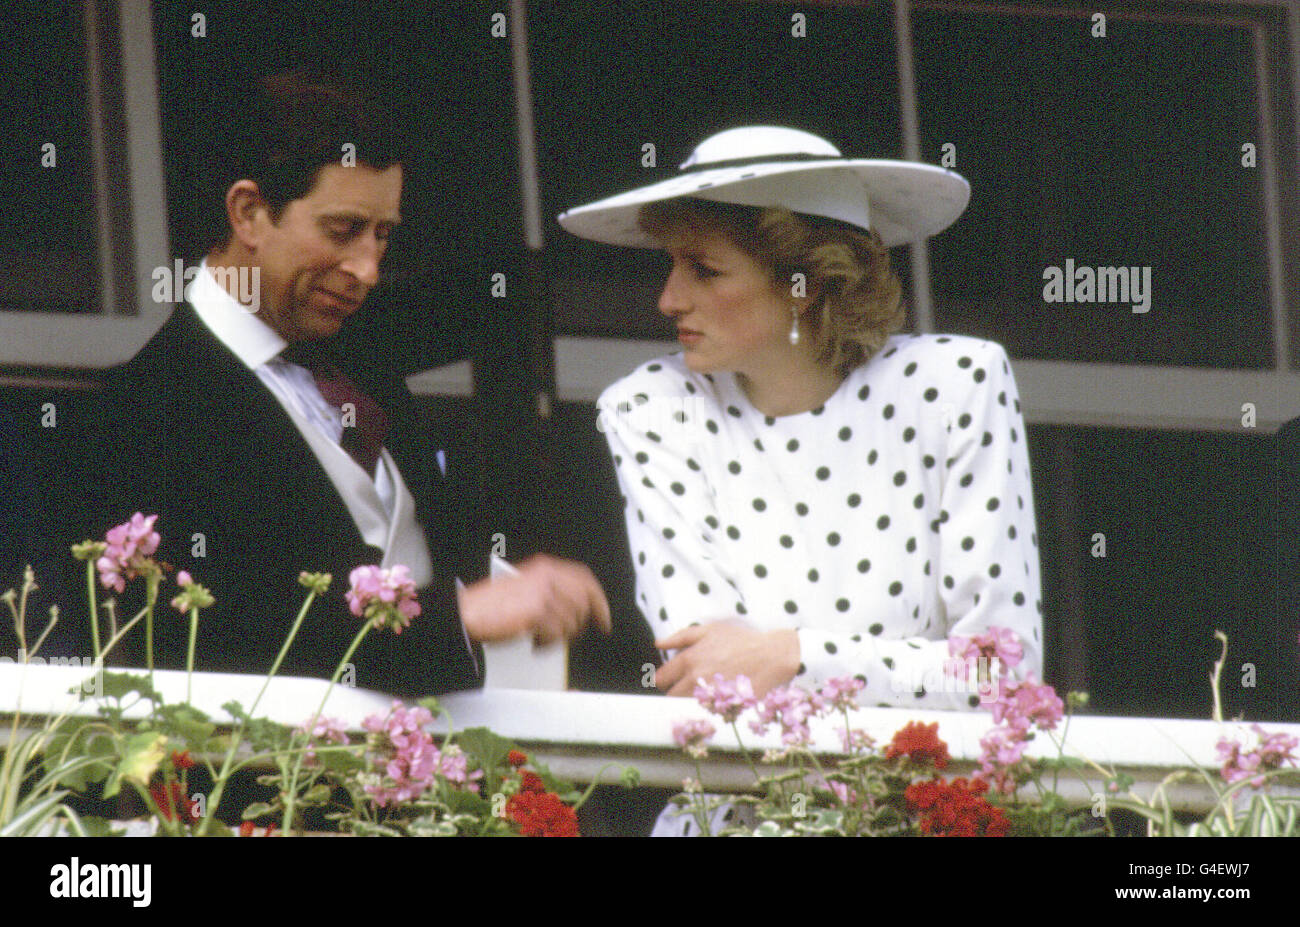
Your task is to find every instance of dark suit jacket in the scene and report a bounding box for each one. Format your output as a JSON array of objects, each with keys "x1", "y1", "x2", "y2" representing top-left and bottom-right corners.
[{"x1": 67, "y1": 303, "x2": 482, "y2": 697}]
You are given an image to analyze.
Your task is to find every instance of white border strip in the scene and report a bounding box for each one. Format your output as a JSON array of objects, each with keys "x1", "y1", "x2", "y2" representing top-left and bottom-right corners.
[{"x1": 119, "y1": 0, "x2": 171, "y2": 323}]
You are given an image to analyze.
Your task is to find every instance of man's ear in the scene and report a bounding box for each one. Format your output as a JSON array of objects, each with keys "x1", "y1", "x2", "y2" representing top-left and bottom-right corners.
[{"x1": 224, "y1": 180, "x2": 270, "y2": 250}]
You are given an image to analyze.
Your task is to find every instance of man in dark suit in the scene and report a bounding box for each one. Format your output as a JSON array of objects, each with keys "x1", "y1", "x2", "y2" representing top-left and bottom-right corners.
[{"x1": 75, "y1": 72, "x2": 608, "y2": 696}]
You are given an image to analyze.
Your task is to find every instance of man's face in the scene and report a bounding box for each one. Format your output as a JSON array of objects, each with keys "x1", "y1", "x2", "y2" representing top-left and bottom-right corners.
[{"x1": 253, "y1": 162, "x2": 402, "y2": 343}]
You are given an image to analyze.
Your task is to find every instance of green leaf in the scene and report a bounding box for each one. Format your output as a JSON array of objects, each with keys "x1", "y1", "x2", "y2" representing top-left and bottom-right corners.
[
  {"x1": 455, "y1": 727, "x2": 515, "y2": 794},
  {"x1": 442, "y1": 788, "x2": 491, "y2": 817},
  {"x1": 158, "y1": 704, "x2": 216, "y2": 746},
  {"x1": 78, "y1": 815, "x2": 123, "y2": 837},
  {"x1": 456, "y1": 727, "x2": 513, "y2": 771},
  {"x1": 241, "y1": 802, "x2": 277, "y2": 820},
  {"x1": 99, "y1": 672, "x2": 160, "y2": 704},
  {"x1": 349, "y1": 819, "x2": 405, "y2": 837},
  {"x1": 102, "y1": 730, "x2": 167, "y2": 799},
  {"x1": 317, "y1": 746, "x2": 366, "y2": 774},
  {"x1": 301, "y1": 783, "x2": 333, "y2": 806},
  {"x1": 0, "y1": 790, "x2": 72, "y2": 837}
]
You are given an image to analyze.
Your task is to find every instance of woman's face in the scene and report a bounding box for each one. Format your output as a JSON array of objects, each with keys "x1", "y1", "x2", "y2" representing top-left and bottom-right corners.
[{"x1": 655, "y1": 227, "x2": 793, "y2": 376}]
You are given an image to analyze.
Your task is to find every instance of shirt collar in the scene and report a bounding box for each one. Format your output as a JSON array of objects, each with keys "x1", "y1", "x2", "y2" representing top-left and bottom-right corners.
[{"x1": 185, "y1": 258, "x2": 286, "y2": 370}]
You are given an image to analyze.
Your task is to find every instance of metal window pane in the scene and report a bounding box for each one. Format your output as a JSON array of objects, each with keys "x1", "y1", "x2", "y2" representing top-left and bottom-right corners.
[
  {"x1": 0, "y1": 0, "x2": 102, "y2": 315},
  {"x1": 529, "y1": 0, "x2": 904, "y2": 338},
  {"x1": 913, "y1": 8, "x2": 1271, "y2": 368}
]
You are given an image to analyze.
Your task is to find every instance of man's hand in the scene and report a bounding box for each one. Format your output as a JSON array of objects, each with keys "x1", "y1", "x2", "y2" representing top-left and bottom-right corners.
[
  {"x1": 457, "y1": 554, "x2": 612, "y2": 645},
  {"x1": 654, "y1": 623, "x2": 801, "y2": 697}
]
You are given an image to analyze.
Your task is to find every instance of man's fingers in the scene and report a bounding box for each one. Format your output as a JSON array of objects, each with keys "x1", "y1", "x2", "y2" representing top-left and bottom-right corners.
[
  {"x1": 587, "y1": 581, "x2": 613, "y2": 634},
  {"x1": 524, "y1": 557, "x2": 612, "y2": 639}
]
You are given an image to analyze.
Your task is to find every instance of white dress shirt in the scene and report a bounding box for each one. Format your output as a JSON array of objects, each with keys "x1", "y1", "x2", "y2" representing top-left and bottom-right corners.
[{"x1": 183, "y1": 260, "x2": 434, "y2": 588}]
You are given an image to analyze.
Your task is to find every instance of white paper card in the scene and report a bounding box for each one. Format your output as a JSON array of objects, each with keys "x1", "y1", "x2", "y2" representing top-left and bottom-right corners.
[{"x1": 480, "y1": 556, "x2": 568, "y2": 691}]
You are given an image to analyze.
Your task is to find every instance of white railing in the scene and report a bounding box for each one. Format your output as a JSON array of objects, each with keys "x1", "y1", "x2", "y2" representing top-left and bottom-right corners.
[{"x1": 4, "y1": 663, "x2": 1298, "y2": 814}]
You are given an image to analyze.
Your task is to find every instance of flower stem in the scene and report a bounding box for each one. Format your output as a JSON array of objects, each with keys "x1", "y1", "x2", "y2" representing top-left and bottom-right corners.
[
  {"x1": 728, "y1": 720, "x2": 765, "y2": 788},
  {"x1": 690, "y1": 756, "x2": 712, "y2": 836},
  {"x1": 281, "y1": 621, "x2": 372, "y2": 835},
  {"x1": 196, "y1": 588, "x2": 319, "y2": 837},
  {"x1": 185, "y1": 606, "x2": 199, "y2": 704},
  {"x1": 1210, "y1": 631, "x2": 1228, "y2": 724},
  {"x1": 86, "y1": 560, "x2": 101, "y2": 660},
  {"x1": 143, "y1": 572, "x2": 160, "y2": 683}
]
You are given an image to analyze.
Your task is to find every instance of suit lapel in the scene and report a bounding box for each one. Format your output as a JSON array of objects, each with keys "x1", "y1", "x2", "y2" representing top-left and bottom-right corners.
[{"x1": 154, "y1": 304, "x2": 377, "y2": 558}]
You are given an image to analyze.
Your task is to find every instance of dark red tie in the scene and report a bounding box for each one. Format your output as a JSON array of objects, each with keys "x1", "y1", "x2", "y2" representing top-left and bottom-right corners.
[{"x1": 281, "y1": 344, "x2": 390, "y2": 477}]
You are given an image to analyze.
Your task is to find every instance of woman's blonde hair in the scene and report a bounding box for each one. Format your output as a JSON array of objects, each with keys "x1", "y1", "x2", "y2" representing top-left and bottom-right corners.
[{"x1": 638, "y1": 198, "x2": 904, "y2": 377}]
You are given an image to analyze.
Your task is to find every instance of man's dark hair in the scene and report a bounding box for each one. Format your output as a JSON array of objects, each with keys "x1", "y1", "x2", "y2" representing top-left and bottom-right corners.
[{"x1": 195, "y1": 70, "x2": 401, "y2": 253}]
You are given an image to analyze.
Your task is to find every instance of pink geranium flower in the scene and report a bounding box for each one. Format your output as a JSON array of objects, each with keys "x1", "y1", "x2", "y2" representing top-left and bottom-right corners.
[
  {"x1": 818, "y1": 676, "x2": 865, "y2": 713},
  {"x1": 346, "y1": 565, "x2": 421, "y2": 634},
  {"x1": 693, "y1": 674, "x2": 757, "y2": 724},
  {"x1": 990, "y1": 675, "x2": 1064, "y2": 733},
  {"x1": 362, "y1": 701, "x2": 440, "y2": 806},
  {"x1": 436, "y1": 744, "x2": 483, "y2": 790},
  {"x1": 947, "y1": 626, "x2": 1024, "y2": 680},
  {"x1": 974, "y1": 671, "x2": 1066, "y2": 796},
  {"x1": 839, "y1": 728, "x2": 875, "y2": 754},
  {"x1": 95, "y1": 512, "x2": 161, "y2": 592},
  {"x1": 1216, "y1": 725, "x2": 1300, "y2": 789},
  {"x1": 978, "y1": 726, "x2": 1030, "y2": 795},
  {"x1": 296, "y1": 714, "x2": 350, "y2": 763},
  {"x1": 169, "y1": 569, "x2": 214, "y2": 613},
  {"x1": 749, "y1": 684, "x2": 825, "y2": 746},
  {"x1": 672, "y1": 719, "x2": 717, "y2": 758},
  {"x1": 827, "y1": 779, "x2": 860, "y2": 807}
]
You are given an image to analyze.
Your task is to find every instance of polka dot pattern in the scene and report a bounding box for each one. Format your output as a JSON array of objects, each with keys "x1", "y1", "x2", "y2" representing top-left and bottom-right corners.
[{"x1": 597, "y1": 333, "x2": 1043, "y2": 710}]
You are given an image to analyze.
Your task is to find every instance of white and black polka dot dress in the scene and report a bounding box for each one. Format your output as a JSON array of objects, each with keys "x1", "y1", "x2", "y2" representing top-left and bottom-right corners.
[{"x1": 598, "y1": 333, "x2": 1043, "y2": 710}]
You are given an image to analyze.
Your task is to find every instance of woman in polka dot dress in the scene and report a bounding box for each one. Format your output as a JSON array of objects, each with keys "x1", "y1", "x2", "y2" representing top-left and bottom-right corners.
[{"x1": 560, "y1": 126, "x2": 1043, "y2": 713}]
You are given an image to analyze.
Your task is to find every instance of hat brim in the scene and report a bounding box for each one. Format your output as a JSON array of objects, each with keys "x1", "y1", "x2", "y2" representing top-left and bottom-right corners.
[{"x1": 557, "y1": 159, "x2": 970, "y2": 249}]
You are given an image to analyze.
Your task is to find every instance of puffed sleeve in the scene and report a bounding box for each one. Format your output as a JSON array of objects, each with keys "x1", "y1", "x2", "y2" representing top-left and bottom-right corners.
[
  {"x1": 935, "y1": 340, "x2": 1043, "y2": 670},
  {"x1": 597, "y1": 370, "x2": 745, "y2": 639},
  {"x1": 792, "y1": 339, "x2": 1043, "y2": 709}
]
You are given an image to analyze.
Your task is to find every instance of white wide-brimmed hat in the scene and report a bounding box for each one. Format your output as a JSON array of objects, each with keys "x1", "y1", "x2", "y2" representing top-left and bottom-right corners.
[{"x1": 557, "y1": 126, "x2": 970, "y2": 248}]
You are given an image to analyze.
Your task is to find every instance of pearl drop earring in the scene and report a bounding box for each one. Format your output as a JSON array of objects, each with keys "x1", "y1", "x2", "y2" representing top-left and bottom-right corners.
[{"x1": 789, "y1": 307, "x2": 801, "y2": 346}]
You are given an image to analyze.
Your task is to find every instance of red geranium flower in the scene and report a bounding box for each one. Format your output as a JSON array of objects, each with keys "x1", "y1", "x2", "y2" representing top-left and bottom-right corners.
[
  {"x1": 507, "y1": 750, "x2": 528, "y2": 768},
  {"x1": 518, "y1": 770, "x2": 546, "y2": 793},
  {"x1": 171, "y1": 750, "x2": 195, "y2": 770},
  {"x1": 905, "y1": 777, "x2": 1009, "y2": 837},
  {"x1": 506, "y1": 790, "x2": 579, "y2": 837},
  {"x1": 239, "y1": 820, "x2": 255, "y2": 837},
  {"x1": 149, "y1": 780, "x2": 196, "y2": 822},
  {"x1": 885, "y1": 721, "x2": 951, "y2": 769}
]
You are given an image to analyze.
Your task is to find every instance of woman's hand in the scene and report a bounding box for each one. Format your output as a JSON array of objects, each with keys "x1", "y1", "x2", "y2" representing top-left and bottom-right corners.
[{"x1": 654, "y1": 622, "x2": 801, "y2": 697}]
